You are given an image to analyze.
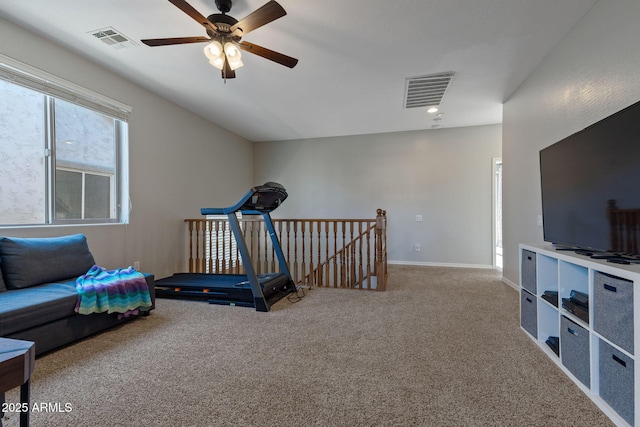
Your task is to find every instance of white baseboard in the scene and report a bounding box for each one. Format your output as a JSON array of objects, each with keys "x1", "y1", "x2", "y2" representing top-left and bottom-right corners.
[
  {"x1": 502, "y1": 276, "x2": 519, "y2": 290},
  {"x1": 388, "y1": 260, "x2": 496, "y2": 270}
]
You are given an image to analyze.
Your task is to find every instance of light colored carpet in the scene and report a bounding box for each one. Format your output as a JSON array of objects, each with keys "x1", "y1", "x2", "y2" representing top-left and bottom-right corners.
[{"x1": 2, "y1": 265, "x2": 613, "y2": 426}]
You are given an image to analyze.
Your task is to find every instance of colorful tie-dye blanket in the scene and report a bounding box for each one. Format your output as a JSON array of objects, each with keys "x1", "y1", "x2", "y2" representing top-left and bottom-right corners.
[{"x1": 75, "y1": 265, "x2": 152, "y2": 318}]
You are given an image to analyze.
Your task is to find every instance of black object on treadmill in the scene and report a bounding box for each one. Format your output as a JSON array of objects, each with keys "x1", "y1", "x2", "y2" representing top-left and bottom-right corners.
[
  {"x1": 546, "y1": 336, "x2": 560, "y2": 356},
  {"x1": 541, "y1": 290, "x2": 558, "y2": 307}
]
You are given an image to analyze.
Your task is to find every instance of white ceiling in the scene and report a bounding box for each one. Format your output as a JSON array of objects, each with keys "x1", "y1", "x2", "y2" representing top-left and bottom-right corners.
[{"x1": 0, "y1": 0, "x2": 598, "y2": 142}]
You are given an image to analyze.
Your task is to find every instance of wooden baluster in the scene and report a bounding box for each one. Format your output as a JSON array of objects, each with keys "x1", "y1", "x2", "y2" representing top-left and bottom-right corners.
[
  {"x1": 219, "y1": 220, "x2": 224, "y2": 273},
  {"x1": 343, "y1": 221, "x2": 349, "y2": 288},
  {"x1": 214, "y1": 220, "x2": 220, "y2": 273},
  {"x1": 315, "y1": 221, "x2": 322, "y2": 286},
  {"x1": 307, "y1": 221, "x2": 313, "y2": 286},
  {"x1": 228, "y1": 219, "x2": 233, "y2": 272},
  {"x1": 203, "y1": 220, "x2": 207, "y2": 273},
  {"x1": 345, "y1": 221, "x2": 350, "y2": 287},
  {"x1": 290, "y1": 220, "x2": 297, "y2": 283},
  {"x1": 351, "y1": 236, "x2": 357, "y2": 288},
  {"x1": 300, "y1": 220, "x2": 306, "y2": 286},
  {"x1": 193, "y1": 220, "x2": 201, "y2": 273},
  {"x1": 353, "y1": 222, "x2": 358, "y2": 288},
  {"x1": 256, "y1": 220, "x2": 262, "y2": 274},
  {"x1": 285, "y1": 221, "x2": 291, "y2": 277},
  {"x1": 240, "y1": 219, "x2": 246, "y2": 275},
  {"x1": 260, "y1": 220, "x2": 267, "y2": 273},
  {"x1": 245, "y1": 220, "x2": 253, "y2": 274},
  {"x1": 332, "y1": 221, "x2": 338, "y2": 287},
  {"x1": 365, "y1": 224, "x2": 372, "y2": 288},
  {"x1": 233, "y1": 218, "x2": 239, "y2": 274},
  {"x1": 227, "y1": 220, "x2": 232, "y2": 274},
  {"x1": 339, "y1": 221, "x2": 345, "y2": 287},
  {"x1": 253, "y1": 220, "x2": 260, "y2": 274},
  {"x1": 186, "y1": 220, "x2": 194, "y2": 273},
  {"x1": 358, "y1": 221, "x2": 364, "y2": 288},
  {"x1": 241, "y1": 217, "x2": 249, "y2": 275},
  {"x1": 227, "y1": 220, "x2": 233, "y2": 273},
  {"x1": 205, "y1": 220, "x2": 211, "y2": 273}
]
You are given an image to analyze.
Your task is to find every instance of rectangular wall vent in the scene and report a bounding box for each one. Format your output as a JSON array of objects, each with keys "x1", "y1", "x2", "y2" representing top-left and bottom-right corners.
[
  {"x1": 404, "y1": 71, "x2": 455, "y2": 109},
  {"x1": 89, "y1": 27, "x2": 138, "y2": 49}
]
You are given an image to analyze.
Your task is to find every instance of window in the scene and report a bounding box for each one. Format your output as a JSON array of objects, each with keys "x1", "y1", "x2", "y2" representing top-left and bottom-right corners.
[{"x1": 0, "y1": 56, "x2": 130, "y2": 226}]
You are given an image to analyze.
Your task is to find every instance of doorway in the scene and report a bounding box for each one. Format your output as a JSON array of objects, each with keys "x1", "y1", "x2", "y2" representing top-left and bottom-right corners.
[{"x1": 493, "y1": 158, "x2": 503, "y2": 270}]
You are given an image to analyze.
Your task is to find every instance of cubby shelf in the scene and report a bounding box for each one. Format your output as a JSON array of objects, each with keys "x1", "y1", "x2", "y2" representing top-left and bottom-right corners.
[{"x1": 520, "y1": 243, "x2": 640, "y2": 427}]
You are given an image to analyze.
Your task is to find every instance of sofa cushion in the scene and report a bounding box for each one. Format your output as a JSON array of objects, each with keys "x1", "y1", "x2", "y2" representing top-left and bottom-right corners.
[
  {"x1": 0, "y1": 280, "x2": 79, "y2": 336},
  {"x1": 0, "y1": 261, "x2": 6, "y2": 292},
  {"x1": 0, "y1": 234, "x2": 95, "y2": 289}
]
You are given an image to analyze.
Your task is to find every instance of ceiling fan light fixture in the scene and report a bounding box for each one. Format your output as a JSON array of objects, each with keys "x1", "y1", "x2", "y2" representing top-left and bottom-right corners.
[
  {"x1": 228, "y1": 57, "x2": 243, "y2": 70},
  {"x1": 210, "y1": 56, "x2": 226, "y2": 70},
  {"x1": 223, "y1": 42, "x2": 239, "y2": 57},
  {"x1": 224, "y1": 42, "x2": 243, "y2": 70},
  {"x1": 204, "y1": 41, "x2": 226, "y2": 69},
  {"x1": 206, "y1": 40, "x2": 223, "y2": 56}
]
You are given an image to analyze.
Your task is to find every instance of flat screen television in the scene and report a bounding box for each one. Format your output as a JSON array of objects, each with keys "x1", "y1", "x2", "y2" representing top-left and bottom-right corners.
[{"x1": 539, "y1": 99, "x2": 640, "y2": 260}]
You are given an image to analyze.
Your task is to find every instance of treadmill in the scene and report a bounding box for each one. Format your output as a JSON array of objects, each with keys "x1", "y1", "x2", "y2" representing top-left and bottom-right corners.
[{"x1": 154, "y1": 182, "x2": 297, "y2": 312}]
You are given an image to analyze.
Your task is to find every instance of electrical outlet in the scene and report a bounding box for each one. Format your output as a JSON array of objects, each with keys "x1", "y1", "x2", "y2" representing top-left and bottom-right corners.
[
  {"x1": 414, "y1": 244, "x2": 421, "y2": 252},
  {"x1": 133, "y1": 261, "x2": 141, "y2": 270},
  {"x1": 415, "y1": 215, "x2": 423, "y2": 222}
]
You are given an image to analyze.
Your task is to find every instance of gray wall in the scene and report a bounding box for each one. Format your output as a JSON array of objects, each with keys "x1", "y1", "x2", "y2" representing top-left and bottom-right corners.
[
  {"x1": 502, "y1": 0, "x2": 640, "y2": 285},
  {"x1": 0, "y1": 17, "x2": 254, "y2": 279},
  {"x1": 254, "y1": 125, "x2": 502, "y2": 267}
]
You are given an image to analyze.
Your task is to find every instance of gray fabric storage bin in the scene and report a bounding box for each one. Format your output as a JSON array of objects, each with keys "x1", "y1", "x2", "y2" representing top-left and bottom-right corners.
[
  {"x1": 560, "y1": 316, "x2": 590, "y2": 388},
  {"x1": 521, "y1": 249, "x2": 537, "y2": 294},
  {"x1": 593, "y1": 271, "x2": 634, "y2": 355},
  {"x1": 599, "y1": 339, "x2": 634, "y2": 426},
  {"x1": 521, "y1": 289, "x2": 537, "y2": 339}
]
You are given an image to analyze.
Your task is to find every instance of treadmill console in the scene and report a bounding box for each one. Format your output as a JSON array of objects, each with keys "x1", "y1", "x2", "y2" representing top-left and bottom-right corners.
[{"x1": 240, "y1": 182, "x2": 288, "y2": 213}]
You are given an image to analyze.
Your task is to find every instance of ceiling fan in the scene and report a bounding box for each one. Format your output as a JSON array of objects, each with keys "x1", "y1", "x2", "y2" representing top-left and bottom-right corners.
[{"x1": 141, "y1": 0, "x2": 298, "y2": 79}]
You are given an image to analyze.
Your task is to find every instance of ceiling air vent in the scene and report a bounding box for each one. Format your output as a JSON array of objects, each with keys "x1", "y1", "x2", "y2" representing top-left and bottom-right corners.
[
  {"x1": 89, "y1": 27, "x2": 138, "y2": 49},
  {"x1": 404, "y1": 71, "x2": 455, "y2": 109}
]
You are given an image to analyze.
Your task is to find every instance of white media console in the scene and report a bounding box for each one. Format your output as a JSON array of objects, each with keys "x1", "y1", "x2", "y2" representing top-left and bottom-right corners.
[{"x1": 520, "y1": 243, "x2": 640, "y2": 426}]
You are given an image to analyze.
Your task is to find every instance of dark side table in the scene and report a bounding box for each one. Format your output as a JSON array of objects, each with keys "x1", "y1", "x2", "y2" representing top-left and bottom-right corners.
[{"x1": 0, "y1": 338, "x2": 35, "y2": 427}]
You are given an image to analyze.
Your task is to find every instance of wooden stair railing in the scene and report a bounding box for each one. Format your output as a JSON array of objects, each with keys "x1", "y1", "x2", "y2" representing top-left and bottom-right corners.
[{"x1": 184, "y1": 209, "x2": 387, "y2": 291}]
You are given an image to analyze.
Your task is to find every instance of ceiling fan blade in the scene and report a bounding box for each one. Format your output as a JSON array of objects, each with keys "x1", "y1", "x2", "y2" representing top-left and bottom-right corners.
[
  {"x1": 141, "y1": 36, "x2": 211, "y2": 47},
  {"x1": 168, "y1": 0, "x2": 218, "y2": 33},
  {"x1": 229, "y1": 1, "x2": 286, "y2": 37},
  {"x1": 238, "y1": 41, "x2": 298, "y2": 68}
]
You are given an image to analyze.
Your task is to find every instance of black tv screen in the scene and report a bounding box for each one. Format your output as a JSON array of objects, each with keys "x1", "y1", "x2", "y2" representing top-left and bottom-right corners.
[{"x1": 539, "y1": 99, "x2": 640, "y2": 258}]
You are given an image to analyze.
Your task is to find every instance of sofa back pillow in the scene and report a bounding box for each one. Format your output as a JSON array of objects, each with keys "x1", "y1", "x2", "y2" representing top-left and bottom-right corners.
[{"x1": 0, "y1": 234, "x2": 96, "y2": 289}]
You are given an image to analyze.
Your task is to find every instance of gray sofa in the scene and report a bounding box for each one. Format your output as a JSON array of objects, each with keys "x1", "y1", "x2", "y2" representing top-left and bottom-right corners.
[{"x1": 0, "y1": 234, "x2": 155, "y2": 356}]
